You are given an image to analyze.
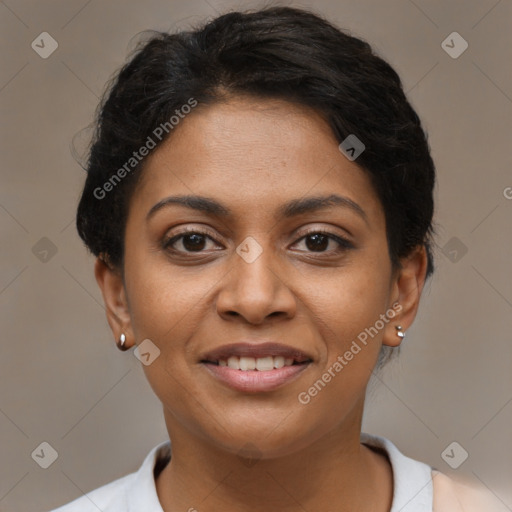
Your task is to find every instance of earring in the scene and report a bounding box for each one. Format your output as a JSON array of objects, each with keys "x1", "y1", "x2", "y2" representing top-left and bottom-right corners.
[
  {"x1": 116, "y1": 333, "x2": 130, "y2": 351},
  {"x1": 395, "y1": 325, "x2": 405, "y2": 340}
]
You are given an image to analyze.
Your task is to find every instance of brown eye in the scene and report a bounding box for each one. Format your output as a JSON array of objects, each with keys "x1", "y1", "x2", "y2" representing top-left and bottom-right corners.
[
  {"x1": 293, "y1": 230, "x2": 353, "y2": 254},
  {"x1": 304, "y1": 233, "x2": 330, "y2": 252},
  {"x1": 163, "y1": 231, "x2": 218, "y2": 253},
  {"x1": 179, "y1": 233, "x2": 207, "y2": 251}
]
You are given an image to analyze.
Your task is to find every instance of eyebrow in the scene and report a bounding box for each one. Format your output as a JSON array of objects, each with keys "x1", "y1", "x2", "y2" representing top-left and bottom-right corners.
[{"x1": 146, "y1": 193, "x2": 368, "y2": 223}]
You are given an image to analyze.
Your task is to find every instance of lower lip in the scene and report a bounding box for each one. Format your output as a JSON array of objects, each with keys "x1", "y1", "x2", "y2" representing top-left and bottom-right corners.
[{"x1": 202, "y1": 362, "x2": 310, "y2": 393}]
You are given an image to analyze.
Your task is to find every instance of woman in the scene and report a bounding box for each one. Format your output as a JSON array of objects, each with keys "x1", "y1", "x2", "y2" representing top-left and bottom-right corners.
[{"x1": 50, "y1": 6, "x2": 498, "y2": 512}]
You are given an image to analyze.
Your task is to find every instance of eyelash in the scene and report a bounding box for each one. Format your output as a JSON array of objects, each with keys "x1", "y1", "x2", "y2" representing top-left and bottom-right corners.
[{"x1": 161, "y1": 227, "x2": 354, "y2": 255}]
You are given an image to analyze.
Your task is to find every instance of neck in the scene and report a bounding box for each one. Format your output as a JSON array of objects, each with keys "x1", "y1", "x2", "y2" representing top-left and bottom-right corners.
[{"x1": 155, "y1": 403, "x2": 393, "y2": 512}]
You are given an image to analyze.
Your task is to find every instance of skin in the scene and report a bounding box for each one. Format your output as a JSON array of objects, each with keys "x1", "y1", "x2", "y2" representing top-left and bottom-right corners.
[{"x1": 95, "y1": 95, "x2": 428, "y2": 512}]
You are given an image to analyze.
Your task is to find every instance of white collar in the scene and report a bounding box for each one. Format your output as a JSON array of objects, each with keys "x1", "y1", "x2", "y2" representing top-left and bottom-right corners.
[{"x1": 361, "y1": 432, "x2": 433, "y2": 511}]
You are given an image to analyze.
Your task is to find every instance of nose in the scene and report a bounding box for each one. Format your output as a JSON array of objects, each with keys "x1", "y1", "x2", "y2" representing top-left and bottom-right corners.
[{"x1": 215, "y1": 238, "x2": 297, "y2": 325}]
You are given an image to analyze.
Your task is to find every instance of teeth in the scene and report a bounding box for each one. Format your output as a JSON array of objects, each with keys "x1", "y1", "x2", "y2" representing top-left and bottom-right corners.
[
  {"x1": 227, "y1": 356, "x2": 240, "y2": 370},
  {"x1": 255, "y1": 356, "x2": 273, "y2": 371},
  {"x1": 239, "y1": 356, "x2": 256, "y2": 370},
  {"x1": 218, "y1": 355, "x2": 298, "y2": 371},
  {"x1": 274, "y1": 356, "x2": 285, "y2": 369}
]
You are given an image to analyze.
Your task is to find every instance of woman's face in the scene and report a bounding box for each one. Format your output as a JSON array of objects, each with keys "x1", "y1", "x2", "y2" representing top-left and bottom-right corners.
[{"x1": 99, "y1": 96, "x2": 425, "y2": 458}]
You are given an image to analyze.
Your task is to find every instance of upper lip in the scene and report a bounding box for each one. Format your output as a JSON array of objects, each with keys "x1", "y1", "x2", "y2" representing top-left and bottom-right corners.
[{"x1": 200, "y1": 342, "x2": 313, "y2": 363}]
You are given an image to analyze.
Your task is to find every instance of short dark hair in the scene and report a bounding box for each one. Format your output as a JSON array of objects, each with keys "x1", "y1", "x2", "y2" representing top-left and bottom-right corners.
[{"x1": 77, "y1": 5, "x2": 435, "y2": 280}]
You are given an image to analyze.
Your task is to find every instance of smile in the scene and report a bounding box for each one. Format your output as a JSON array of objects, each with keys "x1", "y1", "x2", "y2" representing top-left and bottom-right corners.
[{"x1": 200, "y1": 342, "x2": 313, "y2": 392}]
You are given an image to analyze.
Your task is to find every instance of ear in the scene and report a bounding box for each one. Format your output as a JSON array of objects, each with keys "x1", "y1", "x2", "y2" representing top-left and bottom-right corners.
[
  {"x1": 382, "y1": 245, "x2": 429, "y2": 347},
  {"x1": 94, "y1": 257, "x2": 134, "y2": 349}
]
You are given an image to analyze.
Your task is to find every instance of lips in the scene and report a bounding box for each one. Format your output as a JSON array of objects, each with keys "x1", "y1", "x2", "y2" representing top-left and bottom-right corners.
[{"x1": 200, "y1": 342, "x2": 313, "y2": 393}]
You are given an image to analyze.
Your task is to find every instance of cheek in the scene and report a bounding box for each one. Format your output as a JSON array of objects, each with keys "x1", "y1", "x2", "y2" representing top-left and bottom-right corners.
[
  {"x1": 298, "y1": 260, "x2": 392, "y2": 403},
  {"x1": 124, "y1": 254, "x2": 213, "y2": 342},
  {"x1": 293, "y1": 287, "x2": 387, "y2": 434},
  {"x1": 122, "y1": 258, "x2": 211, "y2": 421},
  {"x1": 305, "y1": 262, "x2": 391, "y2": 346}
]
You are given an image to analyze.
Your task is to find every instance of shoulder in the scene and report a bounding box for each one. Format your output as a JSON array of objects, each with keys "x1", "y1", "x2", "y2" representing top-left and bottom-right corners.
[
  {"x1": 432, "y1": 470, "x2": 505, "y2": 512},
  {"x1": 361, "y1": 432, "x2": 504, "y2": 512}
]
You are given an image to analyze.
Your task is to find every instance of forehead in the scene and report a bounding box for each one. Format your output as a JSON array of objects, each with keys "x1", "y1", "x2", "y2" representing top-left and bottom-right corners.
[{"x1": 131, "y1": 96, "x2": 384, "y2": 224}]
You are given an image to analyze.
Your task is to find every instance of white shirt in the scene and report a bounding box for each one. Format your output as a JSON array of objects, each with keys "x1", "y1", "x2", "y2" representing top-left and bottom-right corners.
[{"x1": 48, "y1": 432, "x2": 498, "y2": 512}]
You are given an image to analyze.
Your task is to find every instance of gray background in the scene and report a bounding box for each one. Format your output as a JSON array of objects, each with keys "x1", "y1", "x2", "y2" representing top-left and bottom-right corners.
[{"x1": 1, "y1": 0, "x2": 511, "y2": 511}]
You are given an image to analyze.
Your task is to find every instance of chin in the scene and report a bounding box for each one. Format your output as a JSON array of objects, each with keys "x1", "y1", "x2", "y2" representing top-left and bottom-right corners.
[{"x1": 195, "y1": 405, "x2": 332, "y2": 460}]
